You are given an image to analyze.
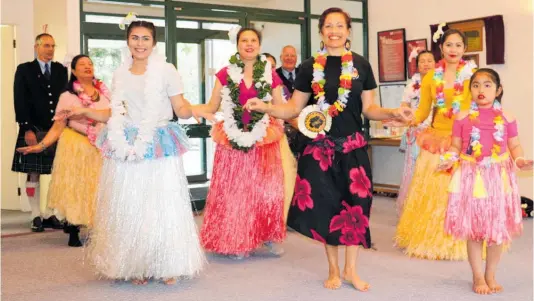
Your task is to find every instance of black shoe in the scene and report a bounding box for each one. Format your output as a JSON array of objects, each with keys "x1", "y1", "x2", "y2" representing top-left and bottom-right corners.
[
  {"x1": 63, "y1": 221, "x2": 70, "y2": 233},
  {"x1": 31, "y1": 217, "x2": 44, "y2": 232},
  {"x1": 43, "y1": 215, "x2": 64, "y2": 229},
  {"x1": 66, "y1": 225, "x2": 82, "y2": 247}
]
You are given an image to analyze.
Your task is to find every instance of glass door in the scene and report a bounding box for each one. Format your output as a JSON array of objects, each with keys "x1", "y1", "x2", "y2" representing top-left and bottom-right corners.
[
  {"x1": 173, "y1": 8, "x2": 243, "y2": 180},
  {"x1": 245, "y1": 18, "x2": 306, "y2": 69}
]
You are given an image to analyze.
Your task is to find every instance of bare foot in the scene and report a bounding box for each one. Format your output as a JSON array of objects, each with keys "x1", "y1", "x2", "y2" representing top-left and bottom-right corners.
[
  {"x1": 485, "y1": 276, "x2": 503, "y2": 293},
  {"x1": 324, "y1": 269, "x2": 342, "y2": 290},
  {"x1": 473, "y1": 277, "x2": 491, "y2": 295},
  {"x1": 162, "y1": 278, "x2": 177, "y2": 285},
  {"x1": 343, "y1": 270, "x2": 370, "y2": 292},
  {"x1": 131, "y1": 279, "x2": 148, "y2": 285}
]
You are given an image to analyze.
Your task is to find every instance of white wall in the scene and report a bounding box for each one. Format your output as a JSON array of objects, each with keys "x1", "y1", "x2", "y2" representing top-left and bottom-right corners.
[
  {"x1": 368, "y1": 0, "x2": 533, "y2": 198},
  {"x1": 0, "y1": 0, "x2": 80, "y2": 210},
  {"x1": 175, "y1": 0, "x2": 304, "y2": 12},
  {"x1": 0, "y1": 0, "x2": 80, "y2": 65},
  {"x1": 34, "y1": 0, "x2": 80, "y2": 64},
  {"x1": 0, "y1": 0, "x2": 34, "y2": 64}
]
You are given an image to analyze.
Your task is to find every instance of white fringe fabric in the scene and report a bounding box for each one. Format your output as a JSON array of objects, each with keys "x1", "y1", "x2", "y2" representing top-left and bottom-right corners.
[{"x1": 86, "y1": 155, "x2": 205, "y2": 280}]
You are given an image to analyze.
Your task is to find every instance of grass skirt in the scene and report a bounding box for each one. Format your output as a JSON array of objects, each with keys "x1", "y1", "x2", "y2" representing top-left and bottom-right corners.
[
  {"x1": 200, "y1": 118, "x2": 286, "y2": 255},
  {"x1": 395, "y1": 128, "x2": 467, "y2": 260},
  {"x1": 47, "y1": 128, "x2": 102, "y2": 226},
  {"x1": 445, "y1": 153, "x2": 522, "y2": 245}
]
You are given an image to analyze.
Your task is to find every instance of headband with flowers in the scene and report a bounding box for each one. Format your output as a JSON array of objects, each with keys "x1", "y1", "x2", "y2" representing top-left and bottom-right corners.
[
  {"x1": 228, "y1": 25, "x2": 242, "y2": 44},
  {"x1": 119, "y1": 12, "x2": 138, "y2": 30},
  {"x1": 432, "y1": 22, "x2": 447, "y2": 43}
]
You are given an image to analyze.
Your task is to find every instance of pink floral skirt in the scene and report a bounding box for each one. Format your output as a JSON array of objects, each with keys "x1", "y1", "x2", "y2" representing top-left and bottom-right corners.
[{"x1": 287, "y1": 132, "x2": 372, "y2": 247}]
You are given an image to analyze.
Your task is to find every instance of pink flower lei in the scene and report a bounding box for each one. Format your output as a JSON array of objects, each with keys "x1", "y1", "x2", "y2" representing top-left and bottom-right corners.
[{"x1": 72, "y1": 79, "x2": 110, "y2": 145}]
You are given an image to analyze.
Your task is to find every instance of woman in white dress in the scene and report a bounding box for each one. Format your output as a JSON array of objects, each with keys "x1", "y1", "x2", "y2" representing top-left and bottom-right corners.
[{"x1": 60, "y1": 20, "x2": 206, "y2": 285}]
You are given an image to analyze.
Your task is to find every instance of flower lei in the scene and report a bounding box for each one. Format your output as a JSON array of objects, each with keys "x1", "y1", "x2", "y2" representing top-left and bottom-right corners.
[
  {"x1": 106, "y1": 51, "x2": 166, "y2": 161},
  {"x1": 406, "y1": 73, "x2": 422, "y2": 105},
  {"x1": 221, "y1": 53, "x2": 272, "y2": 152},
  {"x1": 433, "y1": 59, "x2": 476, "y2": 118},
  {"x1": 73, "y1": 79, "x2": 110, "y2": 145},
  {"x1": 468, "y1": 100, "x2": 505, "y2": 159},
  {"x1": 311, "y1": 49, "x2": 354, "y2": 117}
]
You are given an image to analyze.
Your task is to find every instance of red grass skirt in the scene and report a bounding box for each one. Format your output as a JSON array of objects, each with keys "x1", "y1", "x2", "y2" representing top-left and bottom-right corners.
[{"x1": 200, "y1": 119, "x2": 286, "y2": 255}]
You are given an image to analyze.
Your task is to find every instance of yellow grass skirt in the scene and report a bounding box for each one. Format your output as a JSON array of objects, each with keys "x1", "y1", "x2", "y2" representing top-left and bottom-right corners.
[
  {"x1": 47, "y1": 128, "x2": 102, "y2": 227},
  {"x1": 395, "y1": 148, "x2": 468, "y2": 260}
]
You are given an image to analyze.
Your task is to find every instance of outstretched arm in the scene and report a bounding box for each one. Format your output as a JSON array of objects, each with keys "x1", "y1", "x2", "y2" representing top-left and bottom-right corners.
[
  {"x1": 16, "y1": 120, "x2": 67, "y2": 154},
  {"x1": 55, "y1": 107, "x2": 111, "y2": 123},
  {"x1": 243, "y1": 89, "x2": 310, "y2": 120}
]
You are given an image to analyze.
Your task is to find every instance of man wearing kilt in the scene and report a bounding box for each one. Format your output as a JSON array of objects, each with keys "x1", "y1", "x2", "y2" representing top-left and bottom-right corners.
[{"x1": 12, "y1": 33, "x2": 67, "y2": 232}]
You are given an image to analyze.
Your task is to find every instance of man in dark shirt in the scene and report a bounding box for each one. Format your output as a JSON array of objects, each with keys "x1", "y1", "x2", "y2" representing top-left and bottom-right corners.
[{"x1": 12, "y1": 33, "x2": 68, "y2": 232}]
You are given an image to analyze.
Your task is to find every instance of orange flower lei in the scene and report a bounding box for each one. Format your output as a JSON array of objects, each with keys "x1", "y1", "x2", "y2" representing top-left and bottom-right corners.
[
  {"x1": 311, "y1": 49, "x2": 355, "y2": 117},
  {"x1": 433, "y1": 59, "x2": 472, "y2": 118}
]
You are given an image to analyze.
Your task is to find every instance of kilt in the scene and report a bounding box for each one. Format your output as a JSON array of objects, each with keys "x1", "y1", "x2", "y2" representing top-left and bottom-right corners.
[{"x1": 11, "y1": 129, "x2": 56, "y2": 174}]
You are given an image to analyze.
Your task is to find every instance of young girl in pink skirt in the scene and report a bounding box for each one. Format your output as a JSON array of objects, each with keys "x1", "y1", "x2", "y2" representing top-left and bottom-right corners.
[{"x1": 439, "y1": 68, "x2": 533, "y2": 295}]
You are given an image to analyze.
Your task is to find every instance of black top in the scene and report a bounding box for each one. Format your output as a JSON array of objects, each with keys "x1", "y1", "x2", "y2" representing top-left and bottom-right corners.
[
  {"x1": 13, "y1": 60, "x2": 68, "y2": 133},
  {"x1": 293, "y1": 52, "x2": 377, "y2": 138}
]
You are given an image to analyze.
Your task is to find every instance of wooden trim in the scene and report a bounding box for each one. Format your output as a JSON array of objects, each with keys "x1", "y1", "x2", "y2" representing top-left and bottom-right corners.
[
  {"x1": 369, "y1": 138, "x2": 401, "y2": 147},
  {"x1": 373, "y1": 183, "x2": 399, "y2": 194}
]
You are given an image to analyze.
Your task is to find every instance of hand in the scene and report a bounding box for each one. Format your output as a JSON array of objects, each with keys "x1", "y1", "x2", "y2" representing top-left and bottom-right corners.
[
  {"x1": 382, "y1": 118, "x2": 409, "y2": 127},
  {"x1": 24, "y1": 130, "x2": 38, "y2": 146},
  {"x1": 191, "y1": 106, "x2": 216, "y2": 123},
  {"x1": 391, "y1": 106, "x2": 414, "y2": 122},
  {"x1": 16, "y1": 144, "x2": 43, "y2": 155},
  {"x1": 516, "y1": 157, "x2": 534, "y2": 171},
  {"x1": 243, "y1": 98, "x2": 270, "y2": 113},
  {"x1": 54, "y1": 107, "x2": 86, "y2": 121},
  {"x1": 436, "y1": 160, "x2": 454, "y2": 171}
]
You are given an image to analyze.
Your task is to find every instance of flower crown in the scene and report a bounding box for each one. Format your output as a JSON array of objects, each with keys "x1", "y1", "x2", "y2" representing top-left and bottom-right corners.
[
  {"x1": 408, "y1": 46, "x2": 420, "y2": 63},
  {"x1": 432, "y1": 22, "x2": 447, "y2": 43},
  {"x1": 228, "y1": 25, "x2": 242, "y2": 44},
  {"x1": 119, "y1": 12, "x2": 138, "y2": 30}
]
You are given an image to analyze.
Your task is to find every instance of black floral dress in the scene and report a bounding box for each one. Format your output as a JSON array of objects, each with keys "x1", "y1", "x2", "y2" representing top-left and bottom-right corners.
[{"x1": 287, "y1": 52, "x2": 377, "y2": 247}]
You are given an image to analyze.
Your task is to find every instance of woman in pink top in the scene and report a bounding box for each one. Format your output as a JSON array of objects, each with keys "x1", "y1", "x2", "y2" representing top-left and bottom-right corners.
[
  {"x1": 439, "y1": 68, "x2": 532, "y2": 294},
  {"x1": 18, "y1": 55, "x2": 110, "y2": 247},
  {"x1": 192, "y1": 27, "x2": 288, "y2": 258}
]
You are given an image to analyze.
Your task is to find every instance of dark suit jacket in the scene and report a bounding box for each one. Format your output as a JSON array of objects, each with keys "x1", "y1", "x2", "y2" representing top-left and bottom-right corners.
[
  {"x1": 14, "y1": 60, "x2": 68, "y2": 133},
  {"x1": 276, "y1": 66, "x2": 300, "y2": 95}
]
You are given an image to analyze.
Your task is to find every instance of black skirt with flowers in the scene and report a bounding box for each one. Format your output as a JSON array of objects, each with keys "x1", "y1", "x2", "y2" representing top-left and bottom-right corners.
[
  {"x1": 286, "y1": 52, "x2": 377, "y2": 247},
  {"x1": 287, "y1": 132, "x2": 372, "y2": 247}
]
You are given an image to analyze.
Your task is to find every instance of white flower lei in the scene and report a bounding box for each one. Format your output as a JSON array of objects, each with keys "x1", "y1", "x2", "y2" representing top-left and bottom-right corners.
[
  {"x1": 405, "y1": 73, "x2": 422, "y2": 104},
  {"x1": 106, "y1": 50, "x2": 167, "y2": 161},
  {"x1": 220, "y1": 54, "x2": 272, "y2": 149}
]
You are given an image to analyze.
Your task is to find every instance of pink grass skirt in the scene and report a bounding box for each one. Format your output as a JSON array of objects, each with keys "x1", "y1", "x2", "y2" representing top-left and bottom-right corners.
[
  {"x1": 445, "y1": 153, "x2": 522, "y2": 245},
  {"x1": 200, "y1": 119, "x2": 286, "y2": 255}
]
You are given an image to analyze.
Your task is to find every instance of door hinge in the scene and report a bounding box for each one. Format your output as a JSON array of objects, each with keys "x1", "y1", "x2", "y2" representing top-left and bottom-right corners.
[
  {"x1": 17, "y1": 187, "x2": 21, "y2": 196},
  {"x1": 13, "y1": 39, "x2": 16, "y2": 48}
]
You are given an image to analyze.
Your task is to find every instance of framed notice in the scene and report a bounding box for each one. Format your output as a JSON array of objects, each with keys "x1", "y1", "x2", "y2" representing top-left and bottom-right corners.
[
  {"x1": 463, "y1": 53, "x2": 480, "y2": 66},
  {"x1": 379, "y1": 84, "x2": 406, "y2": 109},
  {"x1": 377, "y1": 28, "x2": 407, "y2": 82},
  {"x1": 449, "y1": 20, "x2": 484, "y2": 52},
  {"x1": 405, "y1": 39, "x2": 428, "y2": 78}
]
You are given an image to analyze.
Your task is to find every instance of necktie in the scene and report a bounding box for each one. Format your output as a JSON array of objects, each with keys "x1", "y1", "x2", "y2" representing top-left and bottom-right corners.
[
  {"x1": 44, "y1": 64, "x2": 51, "y2": 80},
  {"x1": 288, "y1": 72, "x2": 294, "y2": 85}
]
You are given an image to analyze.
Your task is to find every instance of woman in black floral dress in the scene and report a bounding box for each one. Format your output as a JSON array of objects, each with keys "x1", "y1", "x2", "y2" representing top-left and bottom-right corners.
[{"x1": 245, "y1": 8, "x2": 412, "y2": 291}]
